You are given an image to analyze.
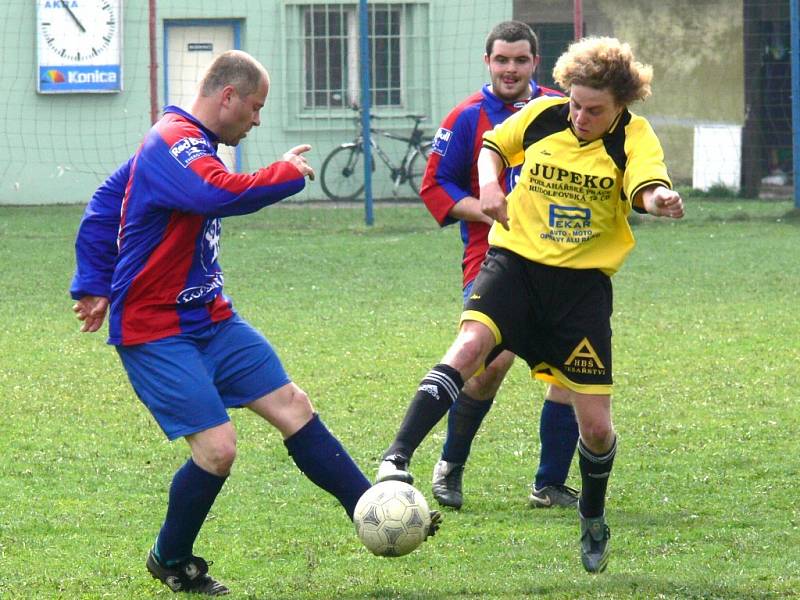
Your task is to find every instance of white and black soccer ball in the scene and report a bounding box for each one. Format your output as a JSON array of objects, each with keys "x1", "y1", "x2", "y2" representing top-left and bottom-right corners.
[{"x1": 353, "y1": 480, "x2": 431, "y2": 557}]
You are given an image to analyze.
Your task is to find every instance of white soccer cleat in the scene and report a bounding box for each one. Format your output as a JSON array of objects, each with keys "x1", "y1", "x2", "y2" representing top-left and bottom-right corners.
[{"x1": 376, "y1": 454, "x2": 414, "y2": 484}]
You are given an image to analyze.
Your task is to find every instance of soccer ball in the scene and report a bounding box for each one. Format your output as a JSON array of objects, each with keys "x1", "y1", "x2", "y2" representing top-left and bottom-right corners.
[{"x1": 353, "y1": 480, "x2": 431, "y2": 557}]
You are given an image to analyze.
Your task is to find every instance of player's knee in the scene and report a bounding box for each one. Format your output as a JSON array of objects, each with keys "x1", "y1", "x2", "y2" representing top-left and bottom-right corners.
[
  {"x1": 468, "y1": 367, "x2": 504, "y2": 398},
  {"x1": 454, "y1": 336, "x2": 492, "y2": 377},
  {"x1": 286, "y1": 386, "x2": 315, "y2": 422},
  {"x1": 579, "y1": 423, "x2": 615, "y2": 452},
  {"x1": 290, "y1": 386, "x2": 312, "y2": 408},
  {"x1": 200, "y1": 440, "x2": 237, "y2": 476}
]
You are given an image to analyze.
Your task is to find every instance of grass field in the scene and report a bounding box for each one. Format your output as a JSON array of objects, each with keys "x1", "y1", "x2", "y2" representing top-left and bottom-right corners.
[{"x1": 0, "y1": 197, "x2": 798, "y2": 599}]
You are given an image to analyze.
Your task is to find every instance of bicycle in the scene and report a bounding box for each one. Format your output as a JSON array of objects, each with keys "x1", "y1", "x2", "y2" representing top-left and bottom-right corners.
[{"x1": 320, "y1": 108, "x2": 433, "y2": 201}]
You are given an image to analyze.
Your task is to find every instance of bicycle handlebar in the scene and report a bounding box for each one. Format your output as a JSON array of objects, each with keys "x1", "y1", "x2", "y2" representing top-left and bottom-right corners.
[{"x1": 349, "y1": 104, "x2": 427, "y2": 123}]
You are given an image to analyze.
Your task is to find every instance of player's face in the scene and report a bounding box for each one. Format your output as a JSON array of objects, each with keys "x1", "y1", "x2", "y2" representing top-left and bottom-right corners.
[
  {"x1": 485, "y1": 39, "x2": 538, "y2": 103},
  {"x1": 568, "y1": 85, "x2": 623, "y2": 142},
  {"x1": 220, "y1": 76, "x2": 269, "y2": 146}
]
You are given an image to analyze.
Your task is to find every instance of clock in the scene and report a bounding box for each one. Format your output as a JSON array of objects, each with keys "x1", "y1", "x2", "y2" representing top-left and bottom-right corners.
[{"x1": 36, "y1": 0, "x2": 123, "y2": 93}]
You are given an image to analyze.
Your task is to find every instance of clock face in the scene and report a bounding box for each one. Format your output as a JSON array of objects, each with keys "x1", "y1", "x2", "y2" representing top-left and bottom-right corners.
[{"x1": 37, "y1": 0, "x2": 121, "y2": 65}]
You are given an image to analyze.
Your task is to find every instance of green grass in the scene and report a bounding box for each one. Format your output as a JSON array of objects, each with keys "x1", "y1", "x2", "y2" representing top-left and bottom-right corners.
[{"x1": 0, "y1": 199, "x2": 798, "y2": 599}]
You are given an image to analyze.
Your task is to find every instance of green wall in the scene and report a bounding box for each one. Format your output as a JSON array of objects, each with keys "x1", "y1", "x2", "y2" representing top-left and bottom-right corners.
[
  {"x1": 0, "y1": 0, "x2": 742, "y2": 203},
  {"x1": 0, "y1": 0, "x2": 511, "y2": 205}
]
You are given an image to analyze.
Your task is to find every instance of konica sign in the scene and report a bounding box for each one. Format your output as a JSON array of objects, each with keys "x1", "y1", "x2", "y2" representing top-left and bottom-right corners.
[{"x1": 38, "y1": 65, "x2": 122, "y2": 93}]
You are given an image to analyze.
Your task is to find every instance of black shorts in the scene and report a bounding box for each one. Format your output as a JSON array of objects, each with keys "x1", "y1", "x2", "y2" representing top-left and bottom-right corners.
[{"x1": 462, "y1": 247, "x2": 613, "y2": 394}]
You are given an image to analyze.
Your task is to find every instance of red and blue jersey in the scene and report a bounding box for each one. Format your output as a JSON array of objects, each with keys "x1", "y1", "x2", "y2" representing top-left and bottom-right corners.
[
  {"x1": 70, "y1": 105, "x2": 306, "y2": 346},
  {"x1": 420, "y1": 82, "x2": 561, "y2": 287}
]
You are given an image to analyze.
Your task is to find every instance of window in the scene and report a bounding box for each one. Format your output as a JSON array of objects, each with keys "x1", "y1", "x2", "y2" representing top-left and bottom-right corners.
[
  {"x1": 530, "y1": 22, "x2": 577, "y2": 90},
  {"x1": 286, "y1": 2, "x2": 429, "y2": 115}
]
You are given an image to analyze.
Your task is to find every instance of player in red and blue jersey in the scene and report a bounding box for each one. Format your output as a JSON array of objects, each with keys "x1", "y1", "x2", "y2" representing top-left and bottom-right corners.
[
  {"x1": 70, "y1": 51, "x2": 438, "y2": 596},
  {"x1": 379, "y1": 22, "x2": 581, "y2": 512}
]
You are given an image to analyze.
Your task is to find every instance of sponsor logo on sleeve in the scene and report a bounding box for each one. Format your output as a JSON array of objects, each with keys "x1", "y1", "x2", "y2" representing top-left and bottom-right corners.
[
  {"x1": 431, "y1": 127, "x2": 453, "y2": 156},
  {"x1": 169, "y1": 137, "x2": 212, "y2": 168}
]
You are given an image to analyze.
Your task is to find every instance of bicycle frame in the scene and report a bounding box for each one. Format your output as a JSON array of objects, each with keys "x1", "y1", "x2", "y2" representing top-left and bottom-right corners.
[
  {"x1": 374, "y1": 128, "x2": 426, "y2": 186},
  {"x1": 319, "y1": 108, "x2": 432, "y2": 201}
]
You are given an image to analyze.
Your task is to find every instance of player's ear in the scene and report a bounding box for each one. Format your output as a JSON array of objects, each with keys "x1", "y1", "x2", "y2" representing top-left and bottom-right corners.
[{"x1": 220, "y1": 84, "x2": 237, "y2": 107}]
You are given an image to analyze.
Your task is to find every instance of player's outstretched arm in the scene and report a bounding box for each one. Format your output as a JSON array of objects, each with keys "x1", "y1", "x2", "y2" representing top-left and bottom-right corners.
[
  {"x1": 639, "y1": 185, "x2": 685, "y2": 219},
  {"x1": 282, "y1": 144, "x2": 315, "y2": 181},
  {"x1": 73, "y1": 295, "x2": 109, "y2": 333}
]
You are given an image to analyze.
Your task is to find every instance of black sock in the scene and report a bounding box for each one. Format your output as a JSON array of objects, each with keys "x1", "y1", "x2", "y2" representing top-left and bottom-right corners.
[
  {"x1": 384, "y1": 363, "x2": 464, "y2": 460},
  {"x1": 441, "y1": 392, "x2": 493, "y2": 464},
  {"x1": 578, "y1": 436, "x2": 617, "y2": 518}
]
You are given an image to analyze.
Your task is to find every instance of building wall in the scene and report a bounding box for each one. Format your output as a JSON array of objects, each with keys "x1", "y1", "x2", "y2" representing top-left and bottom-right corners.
[
  {"x1": 514, "y1": 0, "x2": 745, "y2": 184},
  {"x1": 0, "y1": 0, "x2": 511, "y2": 205},
  {"x1": 0, "y1": 0, "x2": 743, "y2": 204}
]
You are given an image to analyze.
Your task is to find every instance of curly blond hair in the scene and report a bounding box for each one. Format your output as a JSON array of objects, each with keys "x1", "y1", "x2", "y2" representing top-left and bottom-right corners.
[{"x1": 553, "y1": 37, "x2": 652, "y2": 106}]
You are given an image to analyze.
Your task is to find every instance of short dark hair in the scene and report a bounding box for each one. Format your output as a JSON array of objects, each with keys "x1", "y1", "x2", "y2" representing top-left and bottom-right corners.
[
  {"x1": 199, "y1": 50, "x2": 268, "y2": 98},
  {"x1": 485, "y1": 21, "x2": 538, "y2": 57}
]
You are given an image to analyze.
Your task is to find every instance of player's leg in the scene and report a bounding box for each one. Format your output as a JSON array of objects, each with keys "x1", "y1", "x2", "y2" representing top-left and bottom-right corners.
[
  {"x1": 529, "y1": 383, "x2": 580, "y2": 508},
  {"x1": 116, "y1": 337, "x2": 232, "y2": 595},
  {"x1": 432, "y1": 349, "x2": 514, "y2": 509},
  {"x1": 377, "y1": 319, "x2": 497, "y2": 484},
  {"x1": 532, "y1": 265, "x2": 614, "y2": 571},
  {"x1": 209, "y1": 314, "x2": 372, "y2": 520},
  {"x1": 143, "y1": 423, "x2": 236, "y2": 596},
  {"x1": 571, "y1": 392, "x2": 615, "y2": 573},
  {"x1": 247, "y1": 383, "x2": 371, "y2": 519}
]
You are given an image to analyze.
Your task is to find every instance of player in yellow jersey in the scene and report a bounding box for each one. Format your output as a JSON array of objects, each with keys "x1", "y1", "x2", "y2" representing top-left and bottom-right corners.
[{"x1": 377, "y1": 37, "x2": 683, "y2": 573}]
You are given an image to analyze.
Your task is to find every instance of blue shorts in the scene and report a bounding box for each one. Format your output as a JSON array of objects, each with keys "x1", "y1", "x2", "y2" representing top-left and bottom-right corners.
[
  {"x1": 116, "y1": 314, "x2": 290, "y2": 440},
  {"x1": 462, "y1": 280, "x2": 476, "y2": 305}
]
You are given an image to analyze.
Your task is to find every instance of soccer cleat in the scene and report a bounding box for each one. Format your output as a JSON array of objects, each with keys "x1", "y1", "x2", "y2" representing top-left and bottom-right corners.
[
  {"x1": 146, "y1": 548, "x2": 230, "y2": 595},
  {"x1": 376, "y1": 453, "x2": 414, "y2": 484},
  {"x1": 528, "y1": 484, "x2": 580, "y2": 508},
  {"x1": 431, "y1": 460, "x2": 464, "y2": 509},
  {"x1": 579, "y1": 513, "x2": 611, "y2": 573},
  {"x1": 425, "y1": 510, "x2": 443, "y2": 539}
]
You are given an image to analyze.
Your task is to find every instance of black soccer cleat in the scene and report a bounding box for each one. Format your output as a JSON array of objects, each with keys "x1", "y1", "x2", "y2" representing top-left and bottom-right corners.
[
  {"x1": 425, "y1": 509, "x2": 443, "y2": 540},
  {"x1": 146, "y1": 548, "x2": 230, "y2": 595},
  {"x1": 431, "y1": 460, "x2": 464, "y2": 509},
  {"x1": 579, "y1": 513, "x2": 611, "y2": 573}
]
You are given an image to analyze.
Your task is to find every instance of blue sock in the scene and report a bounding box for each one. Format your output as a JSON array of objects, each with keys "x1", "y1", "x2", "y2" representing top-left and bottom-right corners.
[
  {"x1": 156, "y1": 458, "x2": 227, "y2": 565},
  {"x1": 441, "y1": 392, "x2": 493, "y2": 464},
  {"x1": 284, "y1": 413, "x2": 371, "y2": 520},
  {"x1": 534, "y1": 400, "x2": 579, "y2": 489}
]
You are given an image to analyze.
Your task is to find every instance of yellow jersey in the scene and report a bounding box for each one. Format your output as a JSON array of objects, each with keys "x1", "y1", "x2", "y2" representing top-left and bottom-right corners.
[{"x1": 482, "y1": 95, "x2": 671, "y2": 275}]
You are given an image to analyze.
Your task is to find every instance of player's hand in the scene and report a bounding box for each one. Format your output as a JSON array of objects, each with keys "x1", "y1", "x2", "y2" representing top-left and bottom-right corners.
[
  {"x1": 480, "y1": 181, "x2": 510, "y2": 230},
  {"x1": 282, "y1": 144, "x2": 316, "y2": 181},
  {"x1": 425, "y1": 510, "x2": 442, "y2": 540},
  {"x1": 73, "y1": 295, "x2": 109, "y2": 333},
  {"x1": 643, "y1": 186, "x2": 684, "y2": 219}
]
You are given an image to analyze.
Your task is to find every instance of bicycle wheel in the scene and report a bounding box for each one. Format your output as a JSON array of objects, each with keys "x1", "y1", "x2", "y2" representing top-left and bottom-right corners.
[
  {"x1": 320, "y1": 144, "x2": 367, "y2": 201},
  {"x1": 407, "y1": 141, "x2": 434, "y2": 196}
]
